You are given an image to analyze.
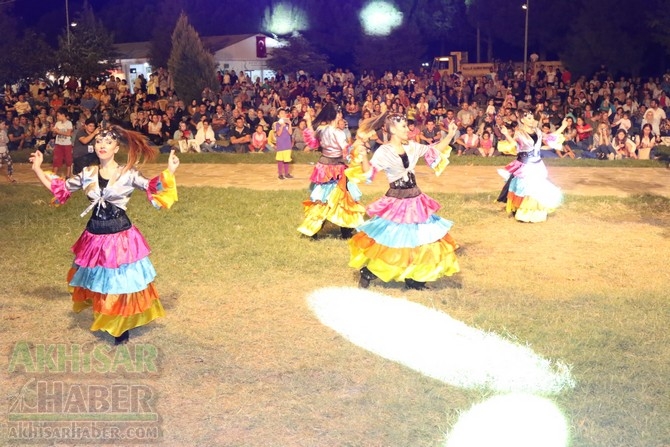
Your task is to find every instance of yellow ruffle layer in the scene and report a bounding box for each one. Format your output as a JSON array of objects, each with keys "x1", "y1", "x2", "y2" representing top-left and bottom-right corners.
[
  {"x1": 74, "y1": 298, "x2": 165, "y2": 337},
  {"x1": 298, "y1": 177, "x2": 366, "y2": 236},
  {"x1": 506, "y1": 194, "x2": 553, "y2": 223},
  {"x1": 348, "y1": 232, "x2": 460, "y2": 282},
  {"x1": 344, "y1": 164, "x2": 368, "y2": 184}
]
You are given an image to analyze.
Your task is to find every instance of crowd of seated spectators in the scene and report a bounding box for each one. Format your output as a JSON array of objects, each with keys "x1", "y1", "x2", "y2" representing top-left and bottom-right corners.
[{"x1": 2, "y1": 62, "x2": 670, "y2": 161}]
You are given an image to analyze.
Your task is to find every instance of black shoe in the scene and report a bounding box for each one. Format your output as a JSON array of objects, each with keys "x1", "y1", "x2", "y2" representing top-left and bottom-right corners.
[
  {"x1": 405, "y1": 278, "x2": 428, "y2": 290},
  {"x1": 278, "y1": 175, "x2": 285, "y2": 180},
  {"x1": 114, "y1": 331, "x2": 129, "y2": 345},
  {"x1": 340, "y1": 227, "x2": 354, "y2": 239},
  {"x1": 285, "y1": 173, "x2": 293, "y2": 178},
  {"x1": 359, "y1": 267, "x2": 377, "y2": 288}
]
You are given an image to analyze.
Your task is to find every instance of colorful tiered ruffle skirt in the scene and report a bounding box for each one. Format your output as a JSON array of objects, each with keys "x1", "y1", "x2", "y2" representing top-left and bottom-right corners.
[
  {"x1": 298, "y1": 161, "x2": 367, "y2": 236},
  {"x1": 498, "y1": 160, "x2": 562, "y2": 223},
  {"x1": 348, "y1": 191, "x2": 460, "y2": 283},
  {"x1": 68, "y1": 226, "x2": 165, "y2": 337}
]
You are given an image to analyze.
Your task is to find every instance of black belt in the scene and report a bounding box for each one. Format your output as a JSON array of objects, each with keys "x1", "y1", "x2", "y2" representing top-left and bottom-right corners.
[
  {"x1": 389, "y1": 172, "x2": 417, "y2": 189},
  {"x1": 386, "y1": 186, "x2": 421, "y2": 199}
]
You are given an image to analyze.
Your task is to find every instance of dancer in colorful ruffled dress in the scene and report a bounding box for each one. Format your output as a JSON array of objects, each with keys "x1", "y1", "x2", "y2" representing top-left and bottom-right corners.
[
  {"x1": 496, "y1": 109, "x2": 565, "y2": 223},
  {"x1": 347, "y1": 112, "x2": 460, "y2": 290},
  {"x1": 297, "y1": 103, "x2": 366, "y2": 239},
  {"x1": 30, "y1": 126, "x2": 179, "y2": 344}
]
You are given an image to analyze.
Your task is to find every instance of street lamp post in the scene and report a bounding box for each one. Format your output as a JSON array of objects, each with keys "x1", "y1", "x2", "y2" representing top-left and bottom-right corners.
[
  {"x1": 522, "y1": 1, "x2": 529, "y2": 77},
  {"x1": 66, "y1": 0, "x2": 71, "y2": 46}
]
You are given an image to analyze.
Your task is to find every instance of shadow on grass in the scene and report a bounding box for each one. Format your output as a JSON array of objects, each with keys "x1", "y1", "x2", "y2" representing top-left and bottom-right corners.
[
  {"x1": 29, "y1": 286, "x2": 69, "y2": 301},
  {"x1": 625, "y1": 194, "x2": 670, "y2": 235}
]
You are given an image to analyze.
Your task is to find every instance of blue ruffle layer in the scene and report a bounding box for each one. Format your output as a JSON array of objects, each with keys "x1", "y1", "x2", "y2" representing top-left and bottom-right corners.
[
  {"x1": 357, "y1": 214, "x2": 453, "y2": 249},
  {"x1": 310, "y1": 181, "x2": 363, "y2": 202},
  {"x1": 69, "y1": 257, "x2": 157, "y2": 294}
]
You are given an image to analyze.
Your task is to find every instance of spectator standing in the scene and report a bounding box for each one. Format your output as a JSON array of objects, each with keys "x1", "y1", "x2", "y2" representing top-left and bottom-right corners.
[
  {"x1": 51, "y1": 108, "x2": 74, "y2": 177},
  {"x1": 273, "y1": 108, "x2": 293, "y2": 179},
  {"x1": 0, "y1": 121, "x2": 16, "y2": 182}
]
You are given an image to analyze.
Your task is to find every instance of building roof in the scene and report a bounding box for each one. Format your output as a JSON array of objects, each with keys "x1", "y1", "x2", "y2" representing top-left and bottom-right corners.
[
  {"x1": 113, "y1": 34, "x2": 264, "y2": 60},
  {"x1": 114, "y1": 41, "x2": 151, "y2": 60}
]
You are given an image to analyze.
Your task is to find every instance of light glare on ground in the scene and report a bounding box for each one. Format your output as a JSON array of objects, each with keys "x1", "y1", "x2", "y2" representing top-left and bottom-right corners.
[
  {"x1": 445, "y1": 393, "x2": 569, "y2": 447},
  {"x1": 308, "y1": 287, "x2": 576, "y2": 394}
]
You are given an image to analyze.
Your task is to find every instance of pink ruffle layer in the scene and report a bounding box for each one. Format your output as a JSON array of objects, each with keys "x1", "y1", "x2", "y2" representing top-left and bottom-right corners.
[
  {"x1": 310, "y1": 163, "x2": 346, "y2": 183},
  {"x1": 71, "y1": 226, "x2": 151, "y2": 269},
  {"x1": 366, "y1": 193, "x2": 441, "y2": 224}
]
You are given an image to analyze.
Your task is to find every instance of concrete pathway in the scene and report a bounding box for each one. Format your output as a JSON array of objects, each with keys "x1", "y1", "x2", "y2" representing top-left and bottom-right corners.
[{"x1": 8, "y1": 163, "x2": 670, "y2": 198}]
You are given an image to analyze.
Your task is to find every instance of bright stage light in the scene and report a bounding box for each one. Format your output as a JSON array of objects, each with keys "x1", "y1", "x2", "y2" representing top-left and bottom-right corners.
[
  {"x1": 359, "y1": 1, "x2": 403, "y2": 36},
  {"x1": 308, "y1": 287, "x2": 575, "y2": 394},
  {"x1": 262, "y1": 2, "x2": 309, "y2": 36},
  {"x1": 445, "y1": 393, "x2": 569, "y2": 447}
]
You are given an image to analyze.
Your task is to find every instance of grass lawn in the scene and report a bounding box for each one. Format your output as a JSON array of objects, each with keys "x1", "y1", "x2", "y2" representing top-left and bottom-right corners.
[
  {"x1": 8, "y1": 144, "x2": 670, "y2": 168},
  {"x1": 1, "y1": 182, "x2": 669, "y2": 446}
]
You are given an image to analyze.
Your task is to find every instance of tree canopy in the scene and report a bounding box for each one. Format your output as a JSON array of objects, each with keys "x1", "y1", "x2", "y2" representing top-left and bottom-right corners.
[
  {"x1": 56, "y1": 2, "x2": 118, "y2": 82},
  {"x1": 267, "y1": 35, "x2": 332, "y2": 79},
  {"x1": 2, "y1": 0, "x2": 670, "y2": 83},
  {"x1": 167, "y1": 13, "x2": 218, "y2": 105}
]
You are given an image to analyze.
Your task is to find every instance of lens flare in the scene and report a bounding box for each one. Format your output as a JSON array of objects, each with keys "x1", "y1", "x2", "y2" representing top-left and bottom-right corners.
[
  {"x1": 359, "y1": 1, "x2": 404, "y2": 36},
  {"x1": 262, "y1": 2, "x2": 309, "y2": 36}
]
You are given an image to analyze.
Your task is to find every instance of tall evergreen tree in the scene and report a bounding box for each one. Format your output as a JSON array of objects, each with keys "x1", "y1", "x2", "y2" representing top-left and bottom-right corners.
[
  {"x1": 0, "y1": 7, "x2": 20, "y2": 85},
  {"x1": 56, "y1": 1, "x2": 118, "y2": 84},
  {"x1": 561, "y1": 0, "x2": 644, "y2": 76},
  {"x1": 168, "y1": 13, "x2": 218, "y2": 105},
  {"x1": 149, "y1": 0, "x2": 184, "y2": 69}
]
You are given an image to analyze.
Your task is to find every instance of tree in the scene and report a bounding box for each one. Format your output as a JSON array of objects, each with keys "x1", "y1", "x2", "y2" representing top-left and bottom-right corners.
[
  {"x1": 648, "y1": 0, "x2": 670, "y2": 57},
  {"x1": 56, "y1": 1, "x2": 118, "y2": 84},
  {"x1": 354, "y1": 25, "x2": 427, "y2": 74},
  {"x1": 403, "y1": 0, "x2": 459, "y2": 43},
  {"x1": 168, "y1": 13, "x2": 218, "y2": 105},
  {"x1": 99, "y1": 0, "x2": 157, "y2": 42},
  {"x1": 267, "y1": 35, "x2": 331, "y2": 79},
  {"x1": 149, "y1": 0, "x2": 184, "y2": 69},
  {"x1": 0, "y1": 6, "x2": 20, "y2": 85},
  {"x1": 561, "y1": 0, "x2": 645, "y2": 76},
  {"x1": 13, "y1": 31, "x2": 58, "y2": 82},
  {"x1": 187, "y1": 0, "x2": 265, "y2": 36},
  {"x1": 303, "y1": 0, "x2": 363, "y2": 68}
]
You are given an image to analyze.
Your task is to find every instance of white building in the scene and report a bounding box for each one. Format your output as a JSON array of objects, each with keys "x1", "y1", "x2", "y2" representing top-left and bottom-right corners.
[{"x1": 113, "y1": 34, "x2": 281, "y2": 92}]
